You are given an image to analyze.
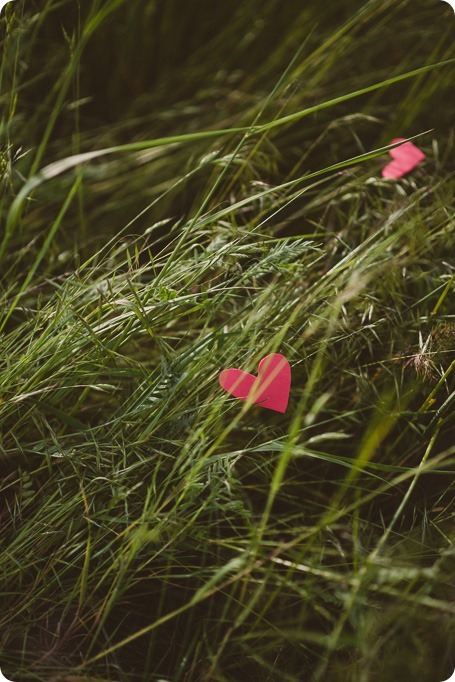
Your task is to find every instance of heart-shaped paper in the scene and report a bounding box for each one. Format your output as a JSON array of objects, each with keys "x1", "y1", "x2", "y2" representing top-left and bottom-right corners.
[
  {"x1": 219, "y1": 353, "x2": 291, "y2": 413},
  {"x1": 381, "y1": 138, "x2": 425, "y2": 179}
]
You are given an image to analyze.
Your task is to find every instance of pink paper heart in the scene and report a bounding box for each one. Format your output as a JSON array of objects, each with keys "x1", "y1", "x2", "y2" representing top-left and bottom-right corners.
[
  {"x1": 382, "y1": 138, "x2": 425, "y2": 179},
  {"x1": 219, "y1": 353, "x2": 291, "y2": 413}
]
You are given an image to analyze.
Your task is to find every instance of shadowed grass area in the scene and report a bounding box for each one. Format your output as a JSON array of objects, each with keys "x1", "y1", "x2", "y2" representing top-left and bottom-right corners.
[{"x1": 0, "y1": 1, "x2": 454, "y2": 681}]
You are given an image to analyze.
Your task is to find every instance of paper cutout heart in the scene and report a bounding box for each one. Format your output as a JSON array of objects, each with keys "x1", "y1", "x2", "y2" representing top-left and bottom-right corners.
[
  {"x1": 219, "y1": 353, "x2": 291, "y2": 413},
  {"x1": 381, "y1": 138, "x2": 425, "y2": 179}
]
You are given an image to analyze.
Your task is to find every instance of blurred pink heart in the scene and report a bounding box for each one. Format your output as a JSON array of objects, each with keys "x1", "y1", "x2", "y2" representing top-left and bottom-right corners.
[
  {"x1": 219, "y1": 353, "x2": 291, "y2": 413},
  {"x1": 382, "y1": 138, "x2": 425, "y2": 179}
]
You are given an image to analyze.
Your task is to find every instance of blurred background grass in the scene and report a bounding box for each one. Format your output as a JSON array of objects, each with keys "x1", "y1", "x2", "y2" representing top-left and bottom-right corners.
[
  {"x1": 0, "y1": 1, "x2": 454, "y2": 681},
  {"x1": 2, "y1": 0, "x2": 454, "y2": 256}
]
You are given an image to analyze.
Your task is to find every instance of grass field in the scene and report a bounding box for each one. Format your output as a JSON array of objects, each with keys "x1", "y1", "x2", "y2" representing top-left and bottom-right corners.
[{"x1": 1, "y1": 1, "x2": 454, "y2": 680}]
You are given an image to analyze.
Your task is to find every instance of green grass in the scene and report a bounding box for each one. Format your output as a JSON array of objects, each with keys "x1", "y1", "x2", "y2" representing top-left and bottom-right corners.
[{"x1": 1, "y1": 1, "x2": 454, "y2": 681}]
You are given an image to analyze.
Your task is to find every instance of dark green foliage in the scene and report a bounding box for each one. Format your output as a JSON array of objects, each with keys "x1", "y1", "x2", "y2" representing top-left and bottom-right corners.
[{"x1": 0, "y1": 1, "x2": 454, "y2": 681}]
